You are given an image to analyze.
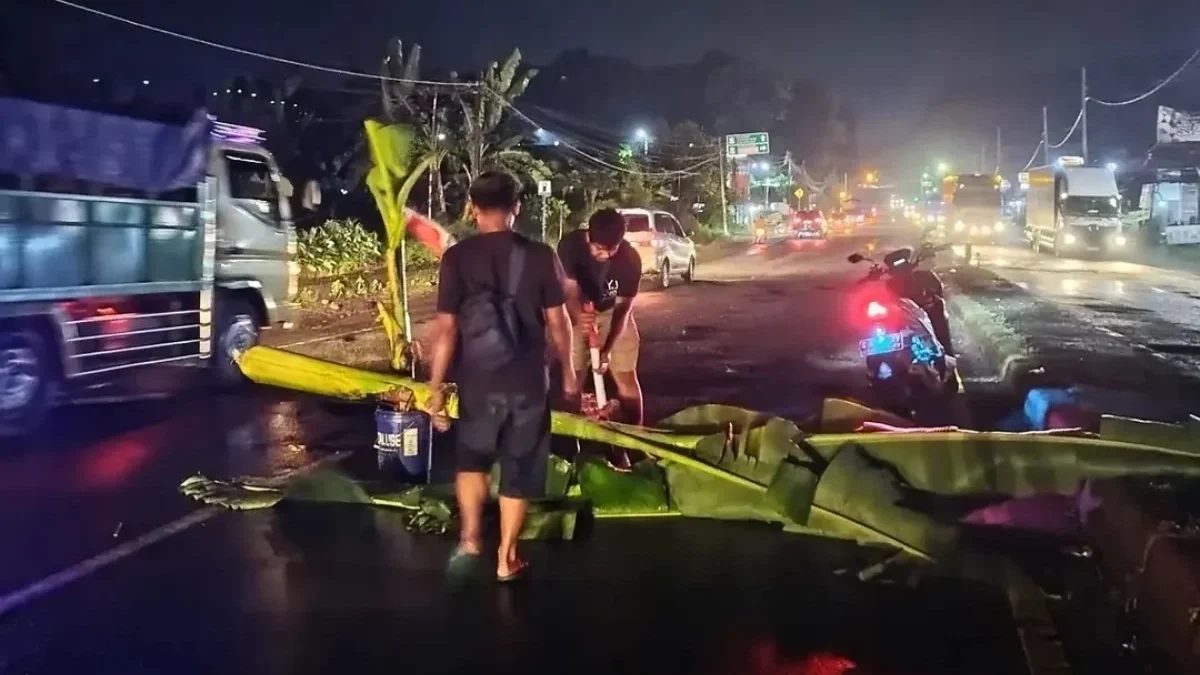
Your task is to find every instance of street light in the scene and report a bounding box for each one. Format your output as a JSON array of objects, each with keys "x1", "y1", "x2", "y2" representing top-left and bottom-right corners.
[
  {"x1": 634, "y1": 128, "x2": 649, "y2": 154},
  {"x1": 437, "y1": 132, "x2": 447, "y2": 141},
  {"x1": 865, "y1": 171, "x2": 877, "y2": 183},
  {"x1": 936, "y1": 162, "x2": 949, "y2": 174}
]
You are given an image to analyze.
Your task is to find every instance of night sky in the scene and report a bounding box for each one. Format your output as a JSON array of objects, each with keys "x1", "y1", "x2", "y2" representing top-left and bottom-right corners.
[{"x1": 10, "y1": 0, "x2": 1200, "y2": 173}]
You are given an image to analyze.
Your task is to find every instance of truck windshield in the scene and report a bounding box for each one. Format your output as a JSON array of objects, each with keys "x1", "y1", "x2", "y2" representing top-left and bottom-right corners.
[
  {"x1": 953, "y1": 188, "x2": 1001, "y2": 209},
  {"x1": 1064, "y1": 196, "x2": 1118, "y2": 216},
  {"x1": 226, "y1": 152, "x2": 280, "y2": 221}
]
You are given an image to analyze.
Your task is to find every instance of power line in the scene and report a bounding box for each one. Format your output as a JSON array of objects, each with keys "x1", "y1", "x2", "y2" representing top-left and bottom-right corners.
[
  {"x1": 1048, "y1": 108, "x2": 1083, "y2": 148},
  {"x1": 489, "y1": 88, "x2": 716, "y2": 177},
  {"x1": 50, "y1": 0, "x2": 477, "y2": 88},
  {"x1": 1020, "y1": 139, "x2": 1043, "y2": 171},
  {"x1": 1090, "y1": 50, "x2": 1200, "y2": 107}
]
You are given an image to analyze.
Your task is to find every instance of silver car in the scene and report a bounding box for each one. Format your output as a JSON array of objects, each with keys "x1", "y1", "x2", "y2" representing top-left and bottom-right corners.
[{"x1": 618, "y1": 208, "x2": 697, "y2": 288}]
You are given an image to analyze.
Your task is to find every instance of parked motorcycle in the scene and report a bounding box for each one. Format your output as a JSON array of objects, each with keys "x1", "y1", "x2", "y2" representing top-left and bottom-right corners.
[{"x1": 848, "y1": 243, "x2": 958, "y2": 416}]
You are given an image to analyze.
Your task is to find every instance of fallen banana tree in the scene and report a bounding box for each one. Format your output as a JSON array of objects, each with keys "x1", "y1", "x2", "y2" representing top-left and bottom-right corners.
[{"x1": 182, "y1": 345, "x2": 1200, "y2": 583}]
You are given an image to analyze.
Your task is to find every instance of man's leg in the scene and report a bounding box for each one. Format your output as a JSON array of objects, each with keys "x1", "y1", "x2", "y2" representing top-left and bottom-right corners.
[
  {"x1": 453, "y1": 390, "x2": 501, "y2": 556},
  {"x1": 496, "y1": 392, "x2": 551, "y2": 579},
  {"x1": 455, "y1": 472, "x2": 488, "y2": 554},
  {"x1": 606, "y1": 316, "x2": 643, "y2": 426}
]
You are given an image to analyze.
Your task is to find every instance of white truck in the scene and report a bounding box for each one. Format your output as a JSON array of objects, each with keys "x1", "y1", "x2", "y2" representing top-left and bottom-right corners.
[
  {"x1": 1026, "y1": 157, "x2": 1128, "y2": 257},
  {"x1": 0, "y1": 97, "x2": 312, "y2": 437}
]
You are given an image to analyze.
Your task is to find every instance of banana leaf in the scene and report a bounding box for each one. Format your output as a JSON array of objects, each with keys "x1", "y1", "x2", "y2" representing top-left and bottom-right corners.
[
  {"x1": 803, "y1": 431, "x2": 1200, "y2": 498},
  {"x1": 1099, "y1": 414, "x2": 1200, "y2": 452},
  {"x1": 808, "y1": 444, "x2": 953, "y2": 560},
  {"x1": 575, "y1": 455, "x2": 670, "y2": 515}
]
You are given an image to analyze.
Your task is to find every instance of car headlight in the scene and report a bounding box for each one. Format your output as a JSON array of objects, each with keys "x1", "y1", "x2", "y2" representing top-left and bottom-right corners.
[
  {"x1": 1062, "y1": 233, "x2": 1077, "y2": 245},
  {"x1": 937, "y1": 214, "x2": 946, "y2": 223},
  {"x1": 953, "y1": 220, "x2": 966, "y2": 232},
  {"x1": 1113, "y1": 234, "x2": 1127, "y2": 246},
  {"x1": 925, "y1": 214, "x2": 935, "y2": 223},
  {"x1": 994, "y1": 221, "x2": 1005, "y2": 232}
]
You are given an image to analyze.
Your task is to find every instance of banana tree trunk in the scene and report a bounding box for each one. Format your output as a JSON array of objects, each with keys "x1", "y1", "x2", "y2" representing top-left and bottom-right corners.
[{"x1": 385, "y1": 248, "x2": 406, "y2": 371}]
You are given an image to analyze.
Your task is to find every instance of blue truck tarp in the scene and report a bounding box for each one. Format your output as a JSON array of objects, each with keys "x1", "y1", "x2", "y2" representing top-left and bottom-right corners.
[{"x1": 0, "y1": 96, "x2": 211, "y2": 194}]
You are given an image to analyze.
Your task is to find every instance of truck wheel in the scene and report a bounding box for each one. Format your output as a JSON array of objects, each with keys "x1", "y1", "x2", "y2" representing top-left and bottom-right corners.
[
  {"x1": 213, "y1": 297, "x2": 260, "y2": 388},
  {"x1": 0, "y1": 330, "x2": 53, "y2": 437},
  {"x1": 659, "y1": 259, "x2": 672, "y2": 289},
  {"x1": 682, "y1": 257, "x2": 696, "y2": 283}
]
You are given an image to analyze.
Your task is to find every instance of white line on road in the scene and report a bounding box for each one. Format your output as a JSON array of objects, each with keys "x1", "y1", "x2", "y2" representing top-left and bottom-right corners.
[
  {"x1": 274, "y1": 325, "x2": 378, "y2": 349},
  {"x1": 0, "y1": 450, "x2": 352, "y2": 619}
]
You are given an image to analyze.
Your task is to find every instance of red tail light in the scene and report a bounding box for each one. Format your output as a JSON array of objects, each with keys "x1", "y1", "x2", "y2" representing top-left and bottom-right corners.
[{"x1": 866, "y1": 301, "x2": 888, "y2": 319}]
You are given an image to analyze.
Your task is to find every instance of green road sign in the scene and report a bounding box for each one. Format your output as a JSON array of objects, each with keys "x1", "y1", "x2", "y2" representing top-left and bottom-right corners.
[{"x1": 725, "y1": 132, "x2": 770, "y2": 158}]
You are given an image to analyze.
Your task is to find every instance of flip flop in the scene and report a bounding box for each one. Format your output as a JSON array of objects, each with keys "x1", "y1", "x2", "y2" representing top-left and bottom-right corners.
[
  {"x1": 496, "y1": 558, "x2": 531, "y2": 583},
  {"x1": 446, "y1": 545, "x2": 483, "y2": 580}
]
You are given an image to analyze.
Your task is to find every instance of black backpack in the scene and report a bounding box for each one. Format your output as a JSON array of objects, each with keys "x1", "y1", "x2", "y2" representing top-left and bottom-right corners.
[{"x1": 458, "y1": 240, "x2": 528, "y2": 372}]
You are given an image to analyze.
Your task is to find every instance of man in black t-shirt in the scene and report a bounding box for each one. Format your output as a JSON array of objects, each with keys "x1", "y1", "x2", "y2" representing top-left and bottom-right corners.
[
  {"x1": 426, "y1": 172, "x2": 576, "y2": 582},
  {"x1": 557, "y1": 209, "x2": 644, "y2": 432}
]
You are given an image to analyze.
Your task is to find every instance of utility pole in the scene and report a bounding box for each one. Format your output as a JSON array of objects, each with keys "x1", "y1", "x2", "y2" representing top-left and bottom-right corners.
[
  {"x1": 979, "y1": 144, "x2": 986, "y2": 174},
  {"x1": 1042, "y1": 106, "x2": 1050, "y2": 166},
  {"x1": 427, "y1": 91, "x2": 438, "y2": 218},
  {"x1": 1081, "y1": 67, "x2": 1090, "y2": 164},
  {"x1": 718, "y1": 144, "x2": 729, "y2": 236},
  {"x1": 995, "y1": 126, "x2": 1002, "y2": 174}
]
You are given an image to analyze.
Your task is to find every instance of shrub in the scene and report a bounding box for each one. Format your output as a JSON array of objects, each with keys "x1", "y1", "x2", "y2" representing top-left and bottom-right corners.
[{"x1": 297, "y1": 219, "x2": 382, "y2": 277}]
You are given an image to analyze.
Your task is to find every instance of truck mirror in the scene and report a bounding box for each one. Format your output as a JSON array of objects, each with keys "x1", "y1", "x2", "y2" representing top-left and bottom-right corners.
[
  {"x1": 278, "y1": 176, "x2": 295, "y2": 199},
  {"x1": 301, "y1": 181, "x2": 322, "y2": 210}
]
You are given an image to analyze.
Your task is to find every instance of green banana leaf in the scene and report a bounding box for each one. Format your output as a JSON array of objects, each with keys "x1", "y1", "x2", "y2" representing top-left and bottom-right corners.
[
  {"x1": 1099, "y1": 414, "x2": 1200, "y2": 452},
  {"x1": 575, "y1": 455, "x2": 670, "y2": 515},
  {"x1": 808, "y1": 444, "x2": 953, "y2": 560}
]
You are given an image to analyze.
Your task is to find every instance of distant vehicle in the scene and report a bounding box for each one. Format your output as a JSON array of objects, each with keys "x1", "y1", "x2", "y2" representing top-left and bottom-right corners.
[
  {"x1": 1025, "y1": 158, "x2": 1127, "y2": 257},
  {"x1": 790, "y1": 209, "x2": 827, "y2": 238},
  {"x1": 828, "y1": 206, "x2": 864, "y2": 235},
  {"x1": 618, "y1": 208, "x2": 697, "y2": 289},
  {"x1": 0, "y1": 98, "x2": 312, "y2": 437},
  {"x1": 942, "y1": 173, "x2": 1005, "y2": 244}
]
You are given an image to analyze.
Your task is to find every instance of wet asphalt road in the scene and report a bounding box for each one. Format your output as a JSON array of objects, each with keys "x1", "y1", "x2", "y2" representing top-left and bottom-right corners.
[
  {"x1": 5, "y1": 222, "x2": 1198, "y2": 673},
  {"x1": 951, "y1": 240, "x2": 1200, "y2": 419}
]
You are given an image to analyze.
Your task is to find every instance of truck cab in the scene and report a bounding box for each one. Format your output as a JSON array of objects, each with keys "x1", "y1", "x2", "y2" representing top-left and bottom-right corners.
[{"x1": 1026, "y1": 158, "x2": 1127, "y2": 257}]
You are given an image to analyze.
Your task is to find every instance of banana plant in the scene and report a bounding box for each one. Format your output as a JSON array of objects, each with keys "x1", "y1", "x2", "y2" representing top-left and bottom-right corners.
[{"x1": 363, "y1": 118, "x2": 443, "y2": 371}]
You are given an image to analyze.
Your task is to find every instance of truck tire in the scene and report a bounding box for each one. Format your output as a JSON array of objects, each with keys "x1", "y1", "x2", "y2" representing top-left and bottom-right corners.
[
  {"x1": 213, "y1": 297, "x2": 260, "y2": 388},
  {"x1": 0, "y1": 329, "x2": 54, "y2": 438}
]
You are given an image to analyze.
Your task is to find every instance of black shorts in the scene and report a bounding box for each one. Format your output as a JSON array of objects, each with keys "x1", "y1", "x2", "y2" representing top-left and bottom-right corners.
[{"x1": 455, "y1": 388, "x2": 550, "y2": 499}]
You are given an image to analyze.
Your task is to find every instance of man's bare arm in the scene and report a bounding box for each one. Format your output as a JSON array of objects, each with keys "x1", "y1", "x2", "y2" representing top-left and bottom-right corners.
[
  {"x1": 601, "y1": 296, "x2": 635, "y2": 354},
  {"x1": 427, "y1": 312, "x2": 458, "y2": 390},
  {"x1": 558, "y1": 263, "x2": 585, "y2": 323},
  {"x1": 544, "y1": 303, "x2": 575, "y2": 375}
]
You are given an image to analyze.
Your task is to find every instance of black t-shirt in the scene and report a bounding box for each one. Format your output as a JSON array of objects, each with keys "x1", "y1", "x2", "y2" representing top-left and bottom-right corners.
[
  {"x1": 557, "y1": 229, "x2": 641, "y2": 312},
  {"x1": 436, "y1": 231, "x2": 564, "y2": 395}
]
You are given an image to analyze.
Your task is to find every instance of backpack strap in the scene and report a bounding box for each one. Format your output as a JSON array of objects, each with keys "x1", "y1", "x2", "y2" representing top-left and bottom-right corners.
[{"x1": 507, "y1": 237, "x2": 527, "y2": 297}]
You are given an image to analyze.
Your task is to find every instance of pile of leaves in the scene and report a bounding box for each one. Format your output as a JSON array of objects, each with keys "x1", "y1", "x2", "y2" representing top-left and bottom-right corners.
[{"x1": 188, "y1": 345, "x2": 1200, "y2": 585}]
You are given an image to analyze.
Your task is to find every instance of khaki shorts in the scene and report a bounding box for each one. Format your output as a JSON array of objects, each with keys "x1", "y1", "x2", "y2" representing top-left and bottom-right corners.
[{"x1": 572, "y1": 310, "x2": 639, "y2": 374}]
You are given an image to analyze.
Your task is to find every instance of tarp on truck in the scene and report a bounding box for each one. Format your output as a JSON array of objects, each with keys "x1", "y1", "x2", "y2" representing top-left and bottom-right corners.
[
  {"x1": 0, "y1": 97, "x2": 211, "y2": 194},
  {"x1": 1061, "y1": 167, "x2": 1118, "y2": 198}
]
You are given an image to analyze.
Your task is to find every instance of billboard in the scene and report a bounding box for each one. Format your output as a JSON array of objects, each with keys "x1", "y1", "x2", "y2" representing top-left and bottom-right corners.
[{"x1": 1156, "y1": 106, "x2": 1200, "y2": 144}]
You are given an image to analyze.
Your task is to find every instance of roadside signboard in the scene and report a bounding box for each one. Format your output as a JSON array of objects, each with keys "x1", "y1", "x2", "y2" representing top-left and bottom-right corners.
[
  {"x1": 537, "y1": 180, "x2": 552, "y2": 197},
  {"x1": 794, "y1": 187, "x2": 805, "y2": 200},
  {"x1": 725, "y1": 132, "x2": 770, "y2": 158}
]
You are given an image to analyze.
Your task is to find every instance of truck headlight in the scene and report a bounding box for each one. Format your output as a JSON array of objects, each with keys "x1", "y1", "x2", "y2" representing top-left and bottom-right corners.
[
  {"x1": 954, "y1": 220, "x2": 966, "y2": 232},
  {"x1": 1113, "y1": 234, "x2": 1127, "y2": 246},
  {"x1": 1062, "y1": 233, "x2": 1077, "y2": 245},
  {"x1": 994, "y1": 221, "x2": 1005, "y2": 233}
]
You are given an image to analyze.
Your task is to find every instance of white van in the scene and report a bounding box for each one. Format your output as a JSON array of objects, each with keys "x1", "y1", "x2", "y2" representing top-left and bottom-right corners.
[{"x1": 617, "y1": 208, "x2": 697, "y2": 288}]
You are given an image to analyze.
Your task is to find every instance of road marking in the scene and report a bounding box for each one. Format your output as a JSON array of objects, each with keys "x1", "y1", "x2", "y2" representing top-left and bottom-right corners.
[
  {"x1": 1151, "y1": 286, "x2": 1166, "y2": 293},
  {"x1": 0, "y1": 450, "x2": 351, "y2": 619},
  {"x1": 275, "y1": 325, "x2": 378, "y2": 349}
]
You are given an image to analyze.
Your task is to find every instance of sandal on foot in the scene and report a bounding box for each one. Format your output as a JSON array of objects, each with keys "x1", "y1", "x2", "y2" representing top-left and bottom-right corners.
[{"x1": 496, "y1": 559, "x2": 531, "y2": 583}]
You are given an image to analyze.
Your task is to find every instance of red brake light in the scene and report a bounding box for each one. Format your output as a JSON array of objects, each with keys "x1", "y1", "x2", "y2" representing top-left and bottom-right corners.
[{"x1": 866, "y1": 301, "x2": 888, "y2": 319}]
